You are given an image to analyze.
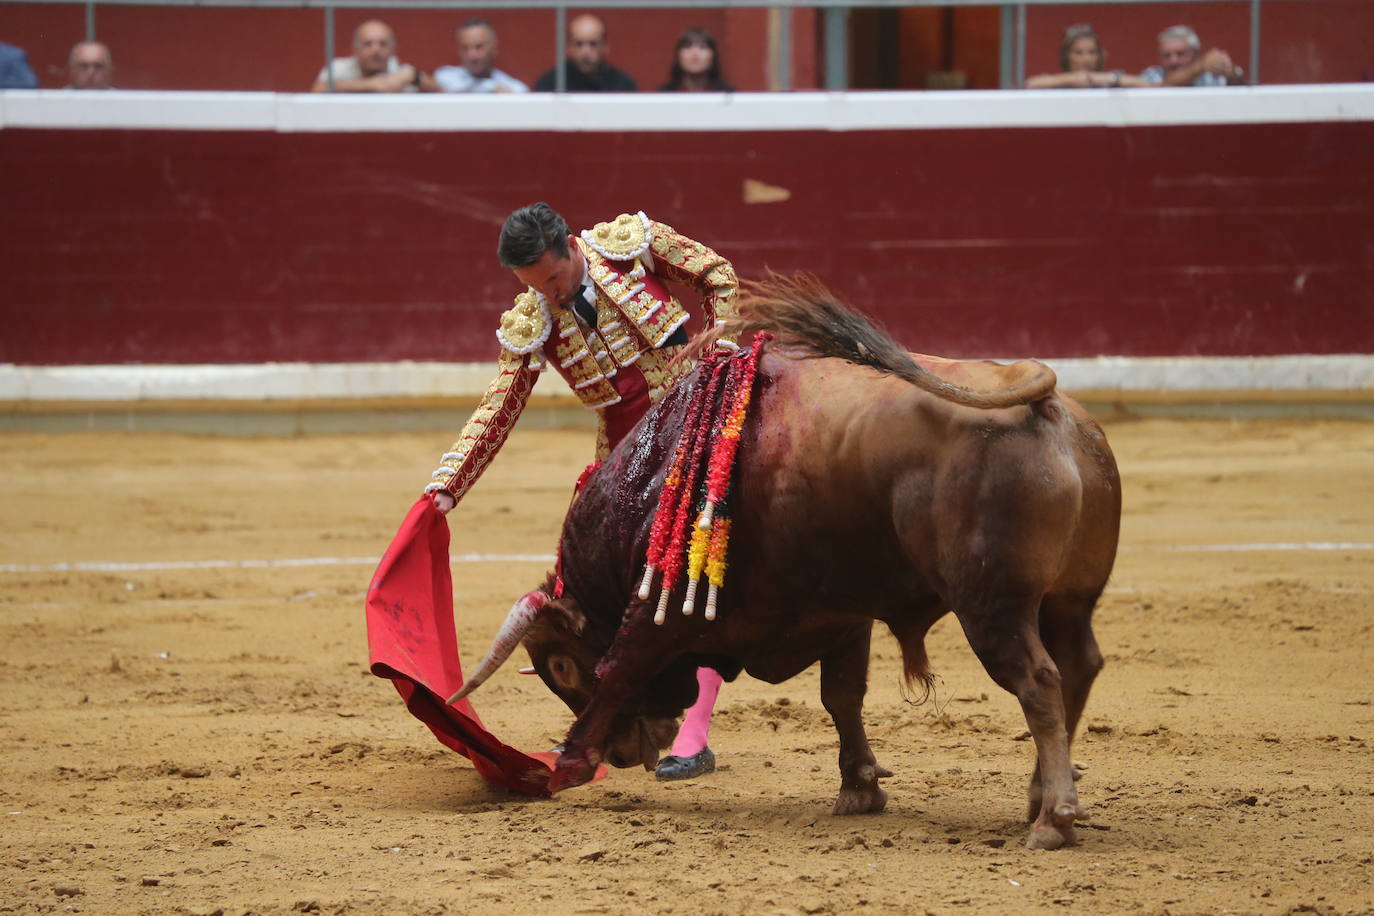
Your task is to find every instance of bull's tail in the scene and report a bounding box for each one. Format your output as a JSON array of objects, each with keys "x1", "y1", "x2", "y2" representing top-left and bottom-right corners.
[{"x1": 715, "y1": 274, "x2": 1056, "y2": 410}]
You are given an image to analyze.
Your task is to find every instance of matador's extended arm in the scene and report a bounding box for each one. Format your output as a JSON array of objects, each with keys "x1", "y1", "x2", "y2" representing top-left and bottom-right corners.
[{"x1": 423, "y1": 293, "x2": 549, "y2": 502}]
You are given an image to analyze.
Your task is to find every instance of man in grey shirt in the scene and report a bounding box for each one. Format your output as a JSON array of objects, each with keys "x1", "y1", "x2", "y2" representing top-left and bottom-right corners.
[{"x1": 434, "y1": 18, "x2": 528, "y2": 94}]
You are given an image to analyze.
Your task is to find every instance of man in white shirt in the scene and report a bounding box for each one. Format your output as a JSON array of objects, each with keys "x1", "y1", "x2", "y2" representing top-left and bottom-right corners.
[
  {"x1": 311, "y1": 19, "x2": 437, "y2": 93},
  {"x1": 434, "y1": 18, "x2": 528, "y2": 94}
]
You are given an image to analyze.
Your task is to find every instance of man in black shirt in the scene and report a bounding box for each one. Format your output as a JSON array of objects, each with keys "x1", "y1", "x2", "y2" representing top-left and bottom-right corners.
[{"x1": 534, "y1": 14, "x2": 637, "y2": 92}]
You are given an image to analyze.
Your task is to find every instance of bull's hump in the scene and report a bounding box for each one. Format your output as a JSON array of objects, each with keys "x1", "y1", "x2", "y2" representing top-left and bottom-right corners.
[{"x1": 910, "y1": 353, "x2": 1057, "y2": 401}]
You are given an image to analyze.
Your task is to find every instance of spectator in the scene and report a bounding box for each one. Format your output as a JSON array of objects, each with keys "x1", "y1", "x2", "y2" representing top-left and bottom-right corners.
[
  {"x1": 1025, "y1": 24, "x2": 1147, "y2": 89},
  {"x1": 434, "y1": 18, "x2": 527, "y2": 93},
  {"x1": 659, "y1": 26, "x2": 734, "y2": 92},
  {"x1": 1142, "y1": 25, "x2": 1244, "y2": 87},
  {"x1": 311, "y1": 20, "x2": 437, "y2": 93},
  {"x1": 534, "y1": 14, "x2": 636, "y2": 92},
  {"x1": 0, "y1": 41, "x2": 38, "y2": 89},
  {"x1": 66, "y1": 41, "x2": 113, "y2": 90}
]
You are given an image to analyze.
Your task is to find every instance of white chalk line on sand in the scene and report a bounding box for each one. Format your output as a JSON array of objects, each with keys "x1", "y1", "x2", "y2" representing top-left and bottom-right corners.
[
  {"x1": 1118, "y1": 542, "x2": 1374, "y2": 553},
  {"x1": 2, "y1": 542, "x2": 1371, "y2": 575},
  {"x1": 0, "y1": 554, "x2": 558, "y2": 574}
]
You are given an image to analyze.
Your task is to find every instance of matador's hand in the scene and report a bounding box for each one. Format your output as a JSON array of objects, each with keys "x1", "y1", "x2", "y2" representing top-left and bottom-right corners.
[{"x1": 431, "y1": 490, "x2": 456, "y2": 514}]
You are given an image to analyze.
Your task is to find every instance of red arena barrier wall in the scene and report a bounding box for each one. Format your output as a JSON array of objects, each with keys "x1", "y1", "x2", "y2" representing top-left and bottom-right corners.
[{"x1": 2, "y1": 89, "x2": 1372, "y2": 368}]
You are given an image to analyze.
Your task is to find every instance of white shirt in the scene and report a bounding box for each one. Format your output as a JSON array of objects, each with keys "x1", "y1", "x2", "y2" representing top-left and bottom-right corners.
[
  {"x1": 433, "y1": 65, "x2": 528, "y2": 94},
  {"x1": 315, "y1": 56, "x2": 419, "y2": 91}
]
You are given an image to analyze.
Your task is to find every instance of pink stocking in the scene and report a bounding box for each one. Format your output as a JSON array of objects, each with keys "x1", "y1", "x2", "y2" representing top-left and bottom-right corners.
[{"x1": 670, "y1": 667, "x2": 723, "y2": 757}]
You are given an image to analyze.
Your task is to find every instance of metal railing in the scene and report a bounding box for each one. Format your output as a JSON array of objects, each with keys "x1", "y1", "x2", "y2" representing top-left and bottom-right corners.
[{"x1": 9, "y1": 0, "x2": 1293, "y2": 90}]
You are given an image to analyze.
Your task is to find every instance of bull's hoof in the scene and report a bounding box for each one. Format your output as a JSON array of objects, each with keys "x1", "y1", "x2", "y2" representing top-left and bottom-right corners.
[
  {"x1": 1025, "y1": 804, "x2": 1084, "y2": 850},
  {"x1": 548, "y1": 755, "x2": 597, "y2": 794},
  {"x1": 1026, "y1": 823, "x2": 1077, "y2": 850},
  {"x1": 655, "y1": 747, "x2": 715, "y2": 781},
  {"x1": 832, "y1": 785, "x2": 887, "y2": 816}
]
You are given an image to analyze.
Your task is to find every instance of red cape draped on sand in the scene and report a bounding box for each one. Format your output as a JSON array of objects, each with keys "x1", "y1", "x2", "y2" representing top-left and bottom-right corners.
[{"x1": 365, "y1": 497, "x2": 600, "y2": 796}]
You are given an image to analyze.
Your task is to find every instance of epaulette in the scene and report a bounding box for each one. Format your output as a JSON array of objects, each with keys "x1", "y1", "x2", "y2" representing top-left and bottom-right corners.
[
  {"x1": 496, "y1": 290, "x2": 552, "y2": 354},
  {"x1": 581, "y1": 211, "x2": 653, "y2": 261}
]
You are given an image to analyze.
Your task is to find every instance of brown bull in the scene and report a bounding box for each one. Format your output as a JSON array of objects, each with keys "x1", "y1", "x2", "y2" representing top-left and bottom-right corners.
[{"x1": 451, "y1": 278, "x2": 1121, "y2": 850}]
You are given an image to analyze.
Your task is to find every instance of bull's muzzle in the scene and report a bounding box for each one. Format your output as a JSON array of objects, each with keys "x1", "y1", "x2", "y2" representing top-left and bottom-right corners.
[{"x1": 604, "y1": 716, "x2": 680, "y2": 771}]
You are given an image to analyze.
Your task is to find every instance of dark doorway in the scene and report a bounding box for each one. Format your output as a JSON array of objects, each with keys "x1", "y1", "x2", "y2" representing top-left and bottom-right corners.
[{"x1": 846, "y1": 5, "x2": 1000, "y2": 90}]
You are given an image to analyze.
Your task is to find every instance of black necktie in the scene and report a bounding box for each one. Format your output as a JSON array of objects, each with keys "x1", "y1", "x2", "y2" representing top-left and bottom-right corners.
[{"x1": 572, "y1": 286, "x2": 598, "y2": 329}]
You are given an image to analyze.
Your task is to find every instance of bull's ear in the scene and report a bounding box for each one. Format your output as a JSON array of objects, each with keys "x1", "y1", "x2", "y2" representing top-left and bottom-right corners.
[{"x1": 542, "y1": 597, "x2": 587, "y2": 637}]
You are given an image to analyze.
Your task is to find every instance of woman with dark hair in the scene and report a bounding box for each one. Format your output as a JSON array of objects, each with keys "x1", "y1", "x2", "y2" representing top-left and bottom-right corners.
[
  {"x1": 1025, "y1": 23, "x2": 1147, "y2": 89},
  {"x1": 659, "y1": 27, "x2": 734, "y2": 92}
]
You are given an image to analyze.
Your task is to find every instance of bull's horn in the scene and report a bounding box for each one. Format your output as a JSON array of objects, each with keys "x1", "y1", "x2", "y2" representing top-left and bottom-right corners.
[{"x1": 446, "y1": 589, "x2": 548, "y2": 704}]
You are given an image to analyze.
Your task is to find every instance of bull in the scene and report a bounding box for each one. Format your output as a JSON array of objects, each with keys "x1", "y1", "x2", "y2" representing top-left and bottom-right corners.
[{"x1": 451, "y1": 277, "x2": 1121, "y2": 850}]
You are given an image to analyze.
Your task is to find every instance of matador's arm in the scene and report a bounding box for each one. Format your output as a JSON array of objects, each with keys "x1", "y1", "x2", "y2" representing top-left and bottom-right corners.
[
  {"x1": 423, "y1": 293, "x2": 550, "y2": 503},
  {"x1": 647, "y1": 220, "x2": 740, "y2": 347}
]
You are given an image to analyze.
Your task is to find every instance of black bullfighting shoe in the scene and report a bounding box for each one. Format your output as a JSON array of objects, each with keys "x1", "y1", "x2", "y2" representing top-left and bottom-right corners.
[{"x1": 654, "y1": 747, "x2": 716, "y2": 781}]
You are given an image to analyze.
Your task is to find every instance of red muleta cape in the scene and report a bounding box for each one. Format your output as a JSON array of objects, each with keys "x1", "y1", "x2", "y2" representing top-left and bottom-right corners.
[{"x1": 365, "y1": 497, "x2": 600, "y2": 795}]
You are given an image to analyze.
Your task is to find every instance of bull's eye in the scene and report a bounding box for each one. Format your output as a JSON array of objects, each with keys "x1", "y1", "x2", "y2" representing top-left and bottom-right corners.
[{"x1": 547, "y1": 654, "x2": 580, "y2": 690}]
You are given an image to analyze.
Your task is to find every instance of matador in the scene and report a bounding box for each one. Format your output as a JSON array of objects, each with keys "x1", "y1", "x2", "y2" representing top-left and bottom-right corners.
[{"x1": 424, "y1": 201, "x2": 736, "y2": 781}]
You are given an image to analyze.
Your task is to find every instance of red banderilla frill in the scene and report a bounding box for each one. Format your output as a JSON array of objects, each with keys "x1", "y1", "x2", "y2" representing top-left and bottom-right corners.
[{"x1": 638, "y1": 334, "x2": 771, "y2": 624}]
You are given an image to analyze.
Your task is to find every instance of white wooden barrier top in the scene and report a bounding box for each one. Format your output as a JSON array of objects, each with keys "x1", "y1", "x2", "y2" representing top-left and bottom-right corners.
[{"x1": 2, "y1": 84, "x2": 1373, "y2": 133}]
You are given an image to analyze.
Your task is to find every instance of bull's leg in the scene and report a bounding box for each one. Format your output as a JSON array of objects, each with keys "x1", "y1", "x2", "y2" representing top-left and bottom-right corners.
[
  {"x1": 821, "y1": 624, "x2": 891, "y2": 815},
  {"x1": 956, "y1": 598, "x2": 1085, "y2": 850},
  {"x1": 548, "y1": 604, "x2": 674, "y2": 794},
  {"x1": 1026, "y1": 594, "x2": 1105, "y2": 823}
]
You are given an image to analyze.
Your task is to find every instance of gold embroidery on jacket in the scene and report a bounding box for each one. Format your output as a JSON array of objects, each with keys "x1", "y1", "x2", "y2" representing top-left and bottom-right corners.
[
  {"x1": 424, "y1": 348, "x2": 537, "y2": 500},
  {"x1": 496, "y1": 291, "x2": 552, "y2": 354},
  {"x1": 553, "y1": 309, "x2": 620, "y2": 409},
  {"x1": 581, "y1": 211, "x2": 652, "y2": 260},
  {"x1": 578, "y1": 237, "x2": 691, "y2": 357},
  {"x1": 426, "y1": 213, "x2": 735, "y2": 496},
  {"x1": 648, "y1": 220, "x2": 740, "y2": 347},
  {"x1": 638, "y1": 345, "x2": 696, "y2": 405}
]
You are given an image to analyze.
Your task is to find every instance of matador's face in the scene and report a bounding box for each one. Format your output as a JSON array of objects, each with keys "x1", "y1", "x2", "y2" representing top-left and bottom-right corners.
[{"x1": 512, "y1": 237, "x2": 585, "y2": 307}]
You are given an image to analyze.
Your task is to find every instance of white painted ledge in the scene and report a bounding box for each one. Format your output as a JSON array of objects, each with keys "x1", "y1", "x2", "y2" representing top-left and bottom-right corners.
[
  {"x1": 2, "y1": 356, "x2": 1371, "y2": 404},
  {"x1": 2, "y1": 84, "x2": 1372, "y2": 133}
]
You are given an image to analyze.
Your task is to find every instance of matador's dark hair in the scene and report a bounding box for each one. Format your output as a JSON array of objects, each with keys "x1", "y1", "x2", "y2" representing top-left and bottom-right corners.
[{"x1": 498, "y1": 202, "x2": 570, "y2": 269}]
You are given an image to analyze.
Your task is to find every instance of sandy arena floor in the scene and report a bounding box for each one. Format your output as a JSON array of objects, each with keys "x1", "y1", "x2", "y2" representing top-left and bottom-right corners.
[{"x1": 1, "y1": 416, "x2": 1372, "y2": 915}]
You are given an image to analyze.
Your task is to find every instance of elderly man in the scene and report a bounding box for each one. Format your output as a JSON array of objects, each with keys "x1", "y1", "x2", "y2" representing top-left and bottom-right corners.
[
  {"x1": 311, "y1": 19, "x2": 437, "y2": 93},
  {"x1": 434, "y1": 18, "x2": 527, "y2": 93},
  {"x1": 67, "y1": 41, "x2": 114, "y2": 90},
  {"x1": 425, "y1": 202, "x2": 733, "y2": 780},
  {"x1": 533, "y1": 14, "x2": 637, "y2": 92},
  {"x1": 1141, "y1": 25, "x2": 1244, "y2": 87}
]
